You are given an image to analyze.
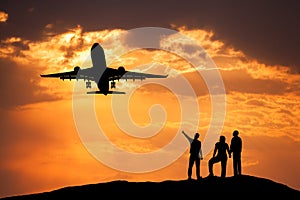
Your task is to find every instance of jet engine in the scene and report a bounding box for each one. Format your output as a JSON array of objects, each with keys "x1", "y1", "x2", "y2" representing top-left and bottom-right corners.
[
  {"x1": 74, "y1": 66, "x2": 80, "y2": 72},
  {"x1": 118, "y1": 66, "x2": 125, "y2": 74}
]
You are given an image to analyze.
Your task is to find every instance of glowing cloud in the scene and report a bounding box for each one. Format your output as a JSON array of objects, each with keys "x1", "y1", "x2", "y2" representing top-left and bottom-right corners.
[{"x1": 0, "y1": 11, "x2": 8, "y2": 22}]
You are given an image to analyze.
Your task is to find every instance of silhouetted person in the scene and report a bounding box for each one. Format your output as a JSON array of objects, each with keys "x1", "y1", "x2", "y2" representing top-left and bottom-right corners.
[
  {"x1": 208, "y1": 135, "x2": 230, "y2": 178},
  {"x1": 230, "y1": 130, "x2": 242, "y2": 176},
  {"x1": 182, "y1": 131, "x2": 203, "y2": 180}
]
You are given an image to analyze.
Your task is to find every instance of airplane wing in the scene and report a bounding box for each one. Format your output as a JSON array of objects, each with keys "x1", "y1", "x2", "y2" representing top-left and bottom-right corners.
[
  {"x1": 105, "y1": 66, "x2": 168, "y2": 82},
  {"x1": 40, "y1": 66, "x2": 96, "y2": 81},
  {"x1": 41, "y1": 66, "x2": 167, "y2": 82},
  {"x1": 120, "y1": 71, "x2": 168, "y2": 80},
  {"x1": 40, "y1": 66, "x2": 79, "y2": 80}
]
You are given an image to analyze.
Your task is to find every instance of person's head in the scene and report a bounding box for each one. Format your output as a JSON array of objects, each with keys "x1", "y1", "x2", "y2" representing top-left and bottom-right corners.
[
  {"x1": 233, "y1": 130, "x2": 239, "y2": 137},
  {"x1": 194, "y1": 132, "x2": 200, "y2": 139},
  {"x1": 220, "y1": 135, "x2": 226, "y2": 143}
]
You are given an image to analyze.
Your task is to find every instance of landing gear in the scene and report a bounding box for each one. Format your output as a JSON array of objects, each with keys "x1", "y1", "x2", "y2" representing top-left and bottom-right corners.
[
  {"x1": 111, "y1": 81, "x2": 116, "y2": 89},
  {"x1": 86, "y1": 81, "x2": 92, "y2": 89}
]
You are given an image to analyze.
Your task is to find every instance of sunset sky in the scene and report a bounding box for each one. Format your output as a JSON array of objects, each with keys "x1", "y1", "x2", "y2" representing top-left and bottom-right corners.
[{"x1": 1, "y1": 0, "x2": 300, "y2": 198}]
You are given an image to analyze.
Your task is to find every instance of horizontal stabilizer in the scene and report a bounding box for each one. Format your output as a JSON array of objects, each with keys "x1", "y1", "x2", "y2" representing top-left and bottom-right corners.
[{"x1": 86, "y1": 91, "x2": 126, "y2": 95}]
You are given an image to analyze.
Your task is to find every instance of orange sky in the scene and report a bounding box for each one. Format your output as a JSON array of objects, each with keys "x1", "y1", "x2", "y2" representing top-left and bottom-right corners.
[{"x1": 1, "y1": 25, "x2": 300, "y2": 198}]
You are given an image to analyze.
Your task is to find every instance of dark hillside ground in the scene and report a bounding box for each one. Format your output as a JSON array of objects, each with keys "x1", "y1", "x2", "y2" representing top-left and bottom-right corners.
[{"x1": 1, "y1": 175, "x2": 299, "y2": 199}]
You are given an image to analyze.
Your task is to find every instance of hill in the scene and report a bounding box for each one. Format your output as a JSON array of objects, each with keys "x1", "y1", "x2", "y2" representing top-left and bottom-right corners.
[{"x1": 1, "y1": 175, "x2": 299, "y2": 199}]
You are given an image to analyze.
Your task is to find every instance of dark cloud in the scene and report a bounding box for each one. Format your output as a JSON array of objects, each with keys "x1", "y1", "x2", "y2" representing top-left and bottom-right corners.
[
  {"x1": 0, "y1": 59, "x2": 61, "y2": 109},
  {"x1": 1, "y1": 0, "x2": 299, "y2": 71}
]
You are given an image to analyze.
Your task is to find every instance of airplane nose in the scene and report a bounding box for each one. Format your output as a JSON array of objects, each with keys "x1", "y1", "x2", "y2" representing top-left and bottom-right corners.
[{"x1": 91, "y1": 43, "x2": 99, "y2": 50}]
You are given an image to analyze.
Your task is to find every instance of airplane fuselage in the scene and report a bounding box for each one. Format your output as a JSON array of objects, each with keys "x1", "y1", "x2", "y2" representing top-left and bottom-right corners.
[{"x1": 97, "y1": 71, "x2": 110, "y2": 95}]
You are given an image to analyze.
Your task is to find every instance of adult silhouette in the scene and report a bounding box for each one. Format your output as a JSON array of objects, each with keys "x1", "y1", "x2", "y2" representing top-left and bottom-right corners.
[
  {"x1": 182, "y1": 131, "x2": 203, "y2": 180},
  {"x1": 230, "y1": 130, "x2": 242, "y2": 176},
  {"x1": 208, "y1": 135, "x2": 230, "y2": 178}
]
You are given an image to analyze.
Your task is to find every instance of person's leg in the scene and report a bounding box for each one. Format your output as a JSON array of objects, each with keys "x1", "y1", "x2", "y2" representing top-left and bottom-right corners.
[
  {"x1": 208, "y1": 157, "x2": 217, "y2": 176},
  {"x1": 195, "y1": 158, "x2": 201, "y2": 179},
  {"x1": 187, "y1": 156, "x2": 194, "y2": 179},
  {"x1": 233, "y1": 155, "x2": 238, "y2": 176},
  {"x1": 221, "y1": 159, "x2": 227, "y2": 178},
  {"x1": 237, "y1": 155, "x2": 242, "y2": 175}
]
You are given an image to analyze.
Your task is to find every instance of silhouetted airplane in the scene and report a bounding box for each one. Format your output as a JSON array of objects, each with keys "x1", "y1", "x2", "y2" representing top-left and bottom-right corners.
[{"x1": 40, "y1": 43, "x2": 168, "y2": 95}]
